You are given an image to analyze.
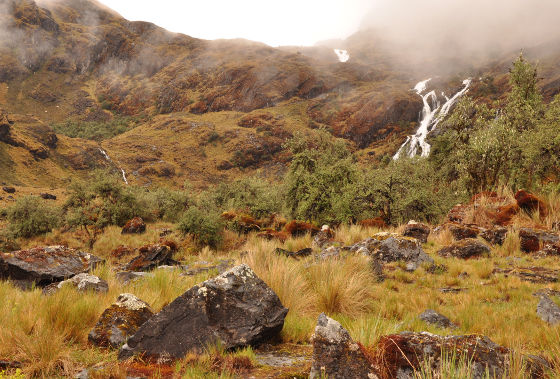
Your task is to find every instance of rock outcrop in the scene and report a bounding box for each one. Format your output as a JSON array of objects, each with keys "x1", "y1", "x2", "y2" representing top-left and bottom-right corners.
[
  {"x1": 124, "y1": 244, "x2": 178, "y2": 272},
  {"x1": 43, "y1": 273, "x2": 108, "y2": 295},
  {"x1": 118, "y1": 264, "x2": 288, "y2": 360},
  {"x1": 89, "y1": 293, "x2": 154, "y2": 348},
  {"x1": 402, "y1": 222, "x2": 430, "y2": 243},
  {"x1": 536, "y1": 295, "x2": 560, "y2": 325},
  {"x1": 0, "y1": 246, "x2": 103, "y2": 287},
  {"x1": 519, "y1": 228, "x2": 559, "y2": 253},
  {"x1": 309, "y1": 313, "x2": 377, "y2": 379}
]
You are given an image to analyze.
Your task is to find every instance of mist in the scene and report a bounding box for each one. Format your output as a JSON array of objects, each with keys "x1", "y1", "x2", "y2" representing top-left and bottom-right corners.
[{"x1": 360, "y1": 0, "x2": 560, "y2": 70}]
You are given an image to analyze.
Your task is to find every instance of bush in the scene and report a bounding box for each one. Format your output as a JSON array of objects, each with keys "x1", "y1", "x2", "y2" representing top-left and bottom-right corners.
[
  {"x1": 178, "y1": 207, "x2": 223, "y2": 248},
  {"x1": 7, "y1": 196, "x2": 60, "y2": 238},
  {"x1": 134, "y1": 186, "x2": 191, "y2": 222}
]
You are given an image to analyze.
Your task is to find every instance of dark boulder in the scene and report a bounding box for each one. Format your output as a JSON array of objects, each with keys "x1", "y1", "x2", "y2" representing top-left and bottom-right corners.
[
  {"x1": 374, "y1": 234, "x2": 434, "y2": 270},
  {"x1": 89, "y1": 293, "x2": 154, "y2": 348},
  {"x1": 2, "y1": 186, "x2": 15, "y2": 194},
  {"x1": 493, "y1": 266, "x2": 559, "y2": 284},
  {"x1": 519, "y1": 228, "x2": 559, "y2": 253},
  {"x1": 419, "y1": 309, "x2": 458, "y2": 329},
  {"x1": 402, "y1": 222, "x2": 431, "y2": 243},
  {"x1": 124, "y1": 244, "x2": 178, "y2": 272},
  {"x1": 480, "y1": 227, "x2": 508, "y2": 245},
  {"x1": 449, "y1": 223, "x2": 480, "y2": 240},
  {"x1": 536, "y1": 295, "x2": 560, "y2": 325},
  {"x1": 0, "y1": 246, "x2": 103, "y2": 288},
  {"x1": 374, "y1": 332, "x2": 549, "y2": 379},
  {"x1": 40, "y1": 192, "x2": 57, "y2": 200},
  {"x1": 118, "y1": 264, "x2": 288, "y2": 360},
  {"x1": 438, "y1": 239, "x2": 490, "y2": 259},
  {"x1": 309, "y1": 313, "x2": 376, "y2": 379},
  {"x1": 121, "y1": 217, "x2": 146, "y2": 234}
]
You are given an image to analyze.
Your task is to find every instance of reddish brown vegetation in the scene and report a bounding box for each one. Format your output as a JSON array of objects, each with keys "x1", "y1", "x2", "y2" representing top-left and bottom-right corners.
[
  {"x1": 515, "y1": 190, "x2": 548, "y2": 218},
  {"x1": 359, "y1": 218, "x2": 387, "y2": 228},
  {"x1": 283, "y1": 221, "x2": 319, "y2": 237}
]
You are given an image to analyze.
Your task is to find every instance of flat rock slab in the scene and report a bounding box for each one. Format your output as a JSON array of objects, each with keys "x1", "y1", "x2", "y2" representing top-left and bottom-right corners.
[
  {"x1": 119, "y1": 264, "x2": 288, "y2": 360},
  {"x1": 0, "y1": 246, "x2": 103, "y2": 287},
  {"x1": 493, "y1": 266, "x2": 559, "y2": 283}
]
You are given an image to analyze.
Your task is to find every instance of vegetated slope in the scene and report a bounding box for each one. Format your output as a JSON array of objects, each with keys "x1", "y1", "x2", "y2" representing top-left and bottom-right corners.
[{"x1": 0, "y1": 0, "x2": 560, "y2": 188}]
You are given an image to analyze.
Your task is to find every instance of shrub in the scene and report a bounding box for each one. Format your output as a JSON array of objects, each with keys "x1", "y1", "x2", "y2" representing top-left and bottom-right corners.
[
  {"x1": 178, "y1": 207, "x2": 223, "y2": 248},
  {"x1": 7, "y1": 196, "x2": 60, "y2": 238}
]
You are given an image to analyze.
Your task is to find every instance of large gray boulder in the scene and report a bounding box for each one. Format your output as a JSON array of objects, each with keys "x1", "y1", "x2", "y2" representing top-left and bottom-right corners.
[
  {"x1": 536, "y1": 295, "x2": 560, "y2": 325},
  {"x1": 309, "y1": 313, "x2": 377, "y2": 379},
  {"x1": 0, "y1": 246, "x2": 104, "y2": 288},
  {"x1": 118, "y1": 264, "x2": 287, "y2": 360}
]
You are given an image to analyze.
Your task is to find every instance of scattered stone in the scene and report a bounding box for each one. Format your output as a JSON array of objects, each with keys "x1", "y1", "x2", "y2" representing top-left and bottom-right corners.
[
  {"x1": 118, "y1": 264, "x2": 288, "y2": 360},
  {"x1": 519, "y1": 228, "x2": 559, "y2": 253},
  {"x1": 121, "y1": 217, "x2": 146, "y2": 234},
  {"x1": 43, "y1": 273, "x2": 108, "y2": 295},
  {"x1": 312, "y1": 225, "x2": 335, "y2": 249},
  {"x1": 181, "y1": 259, "x2": 235, "y2": 276},
  {"x1": 0, "y1": 246, "x2": 103, "y2": 288},
  {"x1": 124, "y1": 244, "x2": 178, "y2": 272},
  {"x1": 374, "y1": 234, "x2": 434, "y2": 270},
  {"x1": 343, "y1": 237, "x2": 381, "y2": 256},
  {"x1": 536, "y1": 242, "x2": 560, "y2": 257},
  {"x1": 479, "y1": 227, "x2": 508, "y2": 245},
  {"x1": 159, "y1": 228, "x2": 172, "y2": 237},
  {"x1": 89, "y1": 293, "x2": 154, "y2": 348},
  {"x1": 536, "y1": 296, "x2": 560, "y2": 325},
  {"x1": 2, "y1": 186, "x2": 15, "y2": 194},
  {"x1": 316, "y1": 245, "x2": 342, "y2": 261},
  {"x1": 425, "y1": 263, "x2": 448, "y2": 274},
  {"x1": 309, "y1": 313, "x2": 377, "y2": 379},
  {"x1": 402, "y1": 221, "x2": 430, "y2": 243},
  {"x1": 440, "y1": 287, "x2": 468, "y2": 293},
  {"x1": 493, "y1": 266, "x2": 559, "y2": 284},
  {"x1": 116, "y1": 271, "x2": 152, "y2": 285},
  {"x1": 374, "y1": 332, "x2": 549, "y2": 379},
  {"x1": 39, "y1": 192, "x2": 56, "y2": 200},
  {"x1": 274, "y1": 247, "x2": 312, "y2": 259},
  {"x1": 419, "y1": 309, "x2": 458, "y2": 329},
  {"x1": 449, "y1": 223, "x2": 480, "y2": 240},
  {"x1": 437, "y1": 239, "x2": 490, "y2": 259},
  {"x1": 533, "y1": 288, "x2": 560, "y2": 298}
]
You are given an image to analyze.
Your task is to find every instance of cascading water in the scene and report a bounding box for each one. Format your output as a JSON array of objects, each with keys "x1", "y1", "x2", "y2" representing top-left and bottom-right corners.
[
  {"x1": 98, "y1": 148, "x2": 129, "y2": 185},
  {"x1": 393, "y1": 78, "x2": 471, "y2": 159},
  {"x1": 334, "y1": 49, "x2": 350, "y2": 63}
]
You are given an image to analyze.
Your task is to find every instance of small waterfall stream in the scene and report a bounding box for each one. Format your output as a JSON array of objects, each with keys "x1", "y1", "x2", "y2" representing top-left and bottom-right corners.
[
  {"x1": 334, "y1": 49, "x2": 350, "y2": 63},
  {"x1": 393, "y1": 78, "x2": 471, "y2": 159},
  {"x1": 98, "y1": 148, "x2": 129, "y2": 185}
]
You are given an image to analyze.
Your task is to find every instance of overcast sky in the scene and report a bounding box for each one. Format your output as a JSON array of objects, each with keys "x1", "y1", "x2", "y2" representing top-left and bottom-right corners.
[{"x1": 96, "y1": 0, "x2": 372, "y2": 47}]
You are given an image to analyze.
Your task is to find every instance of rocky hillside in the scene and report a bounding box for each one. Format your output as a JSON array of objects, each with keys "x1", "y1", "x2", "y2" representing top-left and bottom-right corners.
[{"x1": 1, "y1": 0, "x2": 560, "y2": 189}]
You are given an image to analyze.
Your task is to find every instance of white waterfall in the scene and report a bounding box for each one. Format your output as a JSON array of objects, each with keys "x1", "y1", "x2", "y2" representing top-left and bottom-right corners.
[
  {"x1": 98, "y1": 148, "x2": 129, "y2": 185},
  {"x1": 393, "y1": 78, "x2": 471, "y2": 160},
  {"x1": 334, "y1": 49, "x2": 350, "y2": 63}
]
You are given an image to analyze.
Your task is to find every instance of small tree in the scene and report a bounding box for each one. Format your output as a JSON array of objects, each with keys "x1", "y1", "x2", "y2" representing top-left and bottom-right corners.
[
  {"x1": 178, "y1": 207, "x2": 223, "y2": 248},
  {"x1": 7, "y1": 196, "x2": 60, "y2": 238}
]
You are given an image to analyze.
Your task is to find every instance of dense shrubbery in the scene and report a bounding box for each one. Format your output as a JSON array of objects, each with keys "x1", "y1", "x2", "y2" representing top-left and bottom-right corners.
[
  {"x1": 6, "y1": 196, "x2": 60, "y2": 238},
  {"x1": 178, "y1": 207, "x2": 223, "y2": 248},
  {"x1": 51, "y1": 116, "x2": 146, "y2": 141}
]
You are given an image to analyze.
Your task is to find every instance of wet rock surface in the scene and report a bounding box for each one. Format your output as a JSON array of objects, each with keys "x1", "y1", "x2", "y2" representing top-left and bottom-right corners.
[
  {"x1": 437, "y1": 238, "x2": 490, "y2": 259},
  {"x1": 89, "y1": 293, "x2": 154, "y2": 348},
  {"x1": 0, "y1": 246, "x2": 103, "y2": 287},
  {"x1": 118, "y1": 264, "x2": 288, "y2": 360},
  {"x1": 309, "y1": 313, "x2": 376, "y2": 379}
]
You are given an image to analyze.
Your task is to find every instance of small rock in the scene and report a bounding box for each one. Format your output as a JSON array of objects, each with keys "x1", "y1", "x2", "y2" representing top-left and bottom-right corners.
[
  {"x1": 40, "y1": 192, "x2": 56, "y2": 200},
  {"x1": 312, "y1": 225, "x2": 335, "y2": 249},
  {"x1": 536, "y1": 295, "x2": 560, "y2": 325},
  {"x1": 121, "y1": 217, "x2": 146, "y2": 234},
  {"x1": 519, "y1": 228, "x2": 559, "y2": 253},
  {"x1": 2, "y1": 186, "x2": 15, "y2": 194},
  {"x1": 116, "y1": 271, "x2": 152, "y2": 284},
  {"x1": 159, "y1": 228, "x2": 172, "y2": 237},
  {"x1": 124, "y1": 244, "x2": 178, "y2": 272},
  {"x1": 437, "y1": 239, "x2": 490, "y2": 259},
  {"x1": 309, "y1": 313, "x2": 377, "y2": 379},
  {"x1": 493, "y1": 266, "x2": 559, "y2": 284},
  {"x1": 316, "y1": 245, "x2": 342, "y2": 261},
  {"x1": 370, "y1": 258, "x2": 384, "y2": 282},
  {"x1": 449, "y1": 223, "x2": 480, "y2": 240},
  {"x1": 118, "y1": 264, "x2": 288, "y2": 360},
  {"x1": 89, "y1": 293, "x2": 154, "y2": 348},
  {"x1": 402, "y1": 222, "x2": 430, "y2": 243},
  {"x1": 419, "y1": 309, "x2": 458, "y2": 329},
  {"x1": 374, "y1": 235, "x2": 434, "y2": 270},
  {"x1": 274, "y1": 247, "x2": 312, "y2": 259},
  {"x1": 43, "y1": 273, "x2": 108, "y2": 295},
  {"x1": 479, "y1": 227, "x2": 508, "y2": 245}
]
